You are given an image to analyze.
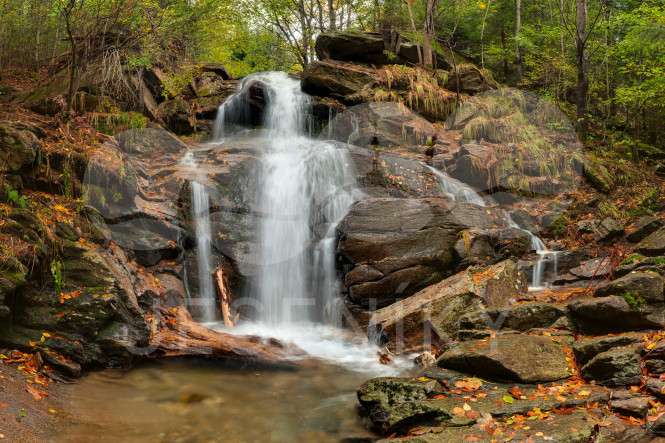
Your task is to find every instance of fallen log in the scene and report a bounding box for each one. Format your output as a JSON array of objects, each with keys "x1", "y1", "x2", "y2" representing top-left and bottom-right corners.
[
  {"x1": 150, "y1": 306, "x2": 305, "y2": 368},
  {"x1": 214, "y1": 266, "x2": 236, "y2": 327}
]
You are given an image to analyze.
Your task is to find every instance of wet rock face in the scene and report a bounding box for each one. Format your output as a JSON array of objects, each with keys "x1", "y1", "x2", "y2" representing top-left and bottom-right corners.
[
  {"x1": 337, "y1": 198, "x2": 520, "y2": 307},
  {"x1": 326, "y1": 101, "x2": 439, "y2": 150}
]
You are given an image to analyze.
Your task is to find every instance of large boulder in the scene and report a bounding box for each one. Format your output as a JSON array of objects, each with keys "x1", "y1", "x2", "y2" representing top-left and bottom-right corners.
[
  {"x1": 443, "y1": 90, "x2": 582, "y2": 199},
  {"x1": 446, "y1": 64, "x2": 495, "y2": 95},
  {"x1": 326, "y1": 101, "x2": 438, "y2": 151},
  {"x1": 437, "y1": 334, "x2": 573, "y2": 383},
  {"x1": 569, "y1": 296, "x2": 664, "y2": 334},
  {"x1": 5, "y1": 243, "x2": 151, "y2": 369},
  {"x1": 594, "y1": 271, "x2": 664, "y2": 303},
  {"x1": 580, "y1": 345, "x2": 642, "y2": 386},
  {"x1": 458, "y1": 302, "x2": 570, "y2": 333},
  {"x1": 368, "y1": 260, "x2": 527, "y2": 351},
  {"x1": 0, "y1": 122, "x2": 37, "y2": 172},
  {"x1": 337, "y1": 198, "x2": 519, "y2": 307},
  {"x1": 358, "y1": 371, "x2": 597, "y2": 439},
  {"x1": 626, "y1": 215, "x2": 665, "y2": 243},
  {"x1": 301, "y1": 60, "x2": 379, "y2": 103},
  {"x1": 594, "y1": 217, "x2": 624, "y2": 243},
  {"x1": 314, "y1": 31, "x2": 453, "y2": 69},
  {"x1": 572, "y1": 334, "x2": 642, "y2": 366},
  {"x1": 637, "y1": 226, "x2": 665, "y2": 256},
  {"x1": 315, "y1": 31, "x2": 388, "y2": 64}
]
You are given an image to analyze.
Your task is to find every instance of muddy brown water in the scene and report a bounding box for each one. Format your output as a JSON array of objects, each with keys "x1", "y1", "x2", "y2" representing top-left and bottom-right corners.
[{"x1": 55, "y1": 358, "x2": 403, "y2": 442}]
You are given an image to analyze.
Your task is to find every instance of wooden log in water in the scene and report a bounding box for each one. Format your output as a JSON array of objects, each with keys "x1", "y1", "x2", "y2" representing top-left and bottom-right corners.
[
  {"x1": 214, "y1": 266, "x2": 236, "y2": 328},
  {"x1": 150, "y1": 306, "x2": 305, "y2": 367}
]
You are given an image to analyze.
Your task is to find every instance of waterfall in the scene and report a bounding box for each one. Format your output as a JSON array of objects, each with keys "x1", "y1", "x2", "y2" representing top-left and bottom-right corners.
[
  {"x1": 180, "y1": 152, "x2": 216, "y2": 323},
  {"x1": 427, "y1": 164, "x2": 557, "y2": 289},
  {"x1": 426, "y1": 165, "x2": 487, "y2": 206},
  {"x1": 215, "y1": 72, "x2": 358, "y2": 326}
]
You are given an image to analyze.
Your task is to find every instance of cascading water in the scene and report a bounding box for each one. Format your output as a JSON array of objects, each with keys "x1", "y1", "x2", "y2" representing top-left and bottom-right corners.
[
  {"x1": 426, "y1": 165, "x2": 487, "y2": 206},
  {"x1": 180, "y1": 152, "x2": 216, "y2": 323},
  {"x1": 215, "y1": 72, "x2": 359, "y2": 326},
  {"x1": 209, "y1": 72, "x2": 410, "y2": 373},
  {"x1": 426, "y1": 164, "x2": 557, "y2": 289}
]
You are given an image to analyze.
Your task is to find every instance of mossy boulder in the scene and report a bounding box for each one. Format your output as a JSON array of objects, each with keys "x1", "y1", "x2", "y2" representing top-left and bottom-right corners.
[
  {"x1": 580, "y1": 345, "x2": 642, "y2": 386},
  {"x1": 157, "y1": 98, "x2": 195, "y2": 135},
  {"x1": 0, "y1": 122, "x2": 37, "y2": 172},
  {"x1": 447, "y1": 64, "x2": 496, "y2": 95},
  {"x1": 582, "y1": 161, "x2": 612, "y2": 193}
]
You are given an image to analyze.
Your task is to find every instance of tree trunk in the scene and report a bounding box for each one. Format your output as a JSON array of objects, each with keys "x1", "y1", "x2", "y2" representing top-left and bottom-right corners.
[
  {"x1": 515, "y1": 0, "x2": 523, "y2": 83},
  {"x1": 480, "y1": 0, "x2": 491, "y2": 70},
  {"x1": 405, "y1": 0, "x2": 422, "y2": 64},
  {"x1": 329, "y1": 0, "x2": 336, "y2": 30},
  {"x1": 422, "y1": 0, "x2": 437, "y2": 66},
  {"x1": 500, "y1": 14, "x2": 508, "y2": 83},
  {"x1": 575, "y1": 0, "x2": 588, "y2": 140}
]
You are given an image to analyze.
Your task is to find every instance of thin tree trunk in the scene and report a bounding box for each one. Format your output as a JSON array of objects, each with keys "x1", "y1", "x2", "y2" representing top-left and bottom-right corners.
[
  {"x1": 515, "y1": 0, "x2": 523, "y2": 83},
  {"x1": 480, "y1": 0, "x2": 491, "y2": 70},
  {"x1": 500, "y1": 11, "x2": 508, "y2": 83},
  {"x1": 404, "y1": 0, "x2": 422, "y2": 64},
  {"x1": 329, "y1": 0, "x2": 336, "y2": 30},
  {"x1": 51, "y1": 16, "x2": 61, "y2": 69},
  {"x1": 575, "y1": 0, "x2": 588, "y2": 140}
]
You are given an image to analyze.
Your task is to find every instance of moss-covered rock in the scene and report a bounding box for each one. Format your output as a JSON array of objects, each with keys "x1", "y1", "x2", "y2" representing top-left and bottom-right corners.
[
  {"x1": 0, "y1": 122, "x2": 37, "y2": 172},
  {"x1": 580, "y1": 345, "x2": 641, "y2": 386},
  {"x1": 582, "y1": 161, "x2": 612, "y2": 194}
]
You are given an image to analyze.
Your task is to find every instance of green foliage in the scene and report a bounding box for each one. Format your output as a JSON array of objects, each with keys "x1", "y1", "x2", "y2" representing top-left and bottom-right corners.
[
  {"x1": 621, "y1": 290, "x2": 646, "y2": 309},
  {"x1": 50, "y1": 260, "x2": 63, "y2": 295},
  {"x1": 4, "y1": 185, "x2": 27, "y2": 209},
  {"x1": 90, "y1": 111, "x2": 148, "y2": 135}
]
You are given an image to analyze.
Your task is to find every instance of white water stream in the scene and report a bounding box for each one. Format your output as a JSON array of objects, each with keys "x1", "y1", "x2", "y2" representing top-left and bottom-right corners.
[
  {"x1": 426, "y1": 165, "x2": 557, "y2": 289},
  {"x1": 180, "y1": 152, "x2": 217, "y2": 323},
  {"x1": 210, "y1": 72, "x2": 404, "y2": 372}
]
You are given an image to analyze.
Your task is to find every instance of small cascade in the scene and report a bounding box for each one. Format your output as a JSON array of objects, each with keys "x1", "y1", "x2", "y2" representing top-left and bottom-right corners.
[
  {"x1": 214, "y1": 72, "x2": 359, "y2": 326},
  {"x1": 180, "y1": 152, "x2": 216, "y2": 323},
  {"x1": 212, "y1": 81, "x2": 252, "y2": 140},
  {"x1": 427, "y1": 164, "x2": 558, "y2": 289},
  {"x1": 327, "y1": 107, "x2": 334, "y2": 139},
  {"x1": 529, "y1": 237, "x2": 559, "y2": 290},
  {"x1": 426, "y1": 165, "x2": 487, "y2": 206},
  {"x1": 504, "y1": 216, "x2": 559, "y2": 290}
]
